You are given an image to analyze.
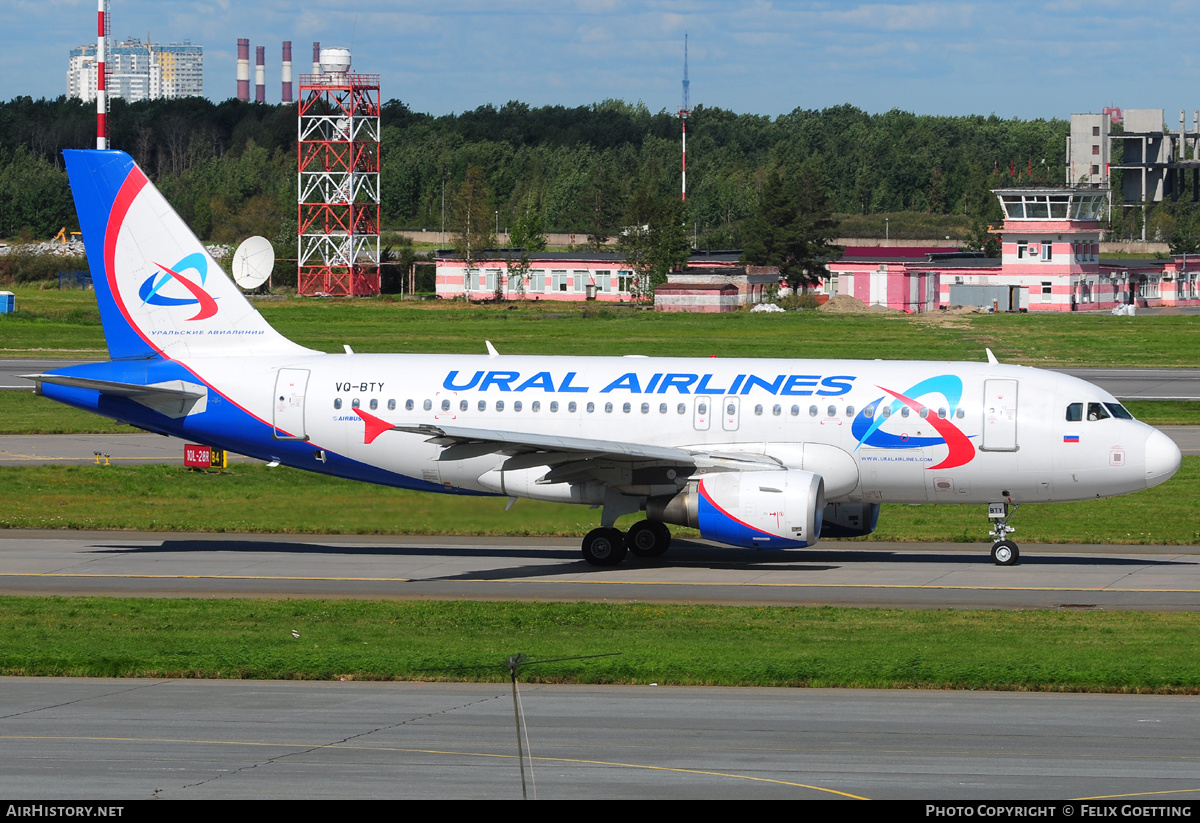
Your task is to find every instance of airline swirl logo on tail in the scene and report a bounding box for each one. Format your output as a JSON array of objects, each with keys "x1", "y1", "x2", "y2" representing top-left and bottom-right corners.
[
  {"x1": 851, "y1": 375, "x2": 976, "y2": 469},
  {"x1": 137, "y1": 252, "x2": 218, "y2": 321}
]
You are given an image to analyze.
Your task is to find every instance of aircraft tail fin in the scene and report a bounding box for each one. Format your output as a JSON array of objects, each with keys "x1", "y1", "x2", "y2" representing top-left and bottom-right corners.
[{"x1": 63, "y1": 149, "x2": 311, "y2": 361}]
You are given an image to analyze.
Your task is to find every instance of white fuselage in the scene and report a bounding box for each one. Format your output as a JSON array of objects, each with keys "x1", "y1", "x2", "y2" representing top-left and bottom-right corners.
[{"x1": 183, "y1": 353, "x2": 1176, "y2": 507}]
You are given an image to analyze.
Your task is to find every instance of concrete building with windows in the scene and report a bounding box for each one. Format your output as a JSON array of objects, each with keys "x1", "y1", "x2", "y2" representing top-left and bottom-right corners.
[
  {"x1": 68, "y1": 39, "x2": 203, "y2": 103},
  {"x1": 434, "y1": 250, "x2": 775, "y2": 307}
]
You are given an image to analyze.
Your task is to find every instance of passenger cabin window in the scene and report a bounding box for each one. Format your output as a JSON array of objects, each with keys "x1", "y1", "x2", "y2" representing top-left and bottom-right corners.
[
  {"x1": 496, "y1": 400, "x2": 506, "y2": 412},
  {"x1": 1066, "y1": 403, "x2": 1083, "y2": 422},
  {"x1": 334, "y1": 398, "x2": 342, "y2": 409}
]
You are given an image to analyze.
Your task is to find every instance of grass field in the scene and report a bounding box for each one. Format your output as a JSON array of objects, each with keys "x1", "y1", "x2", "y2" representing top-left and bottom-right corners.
[
  {"x1": 1, "y1": 597, "x2": 1197, "y2": 691},
  {"x1": 1, "y1": 458, "x2": 1195, "y2": 544},
  {"x1": 3, "y1": 283, "x2": 1200, "y2": 365}
]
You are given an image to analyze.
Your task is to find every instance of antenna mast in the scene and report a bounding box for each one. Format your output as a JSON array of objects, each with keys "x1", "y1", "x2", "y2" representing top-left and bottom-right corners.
[{"x1": 679, "y1": 33, "x2": 690, "y2": 201}]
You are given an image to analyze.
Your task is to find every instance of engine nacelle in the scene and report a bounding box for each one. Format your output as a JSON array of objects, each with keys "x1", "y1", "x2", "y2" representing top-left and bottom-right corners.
[
  {"x1": 819, "y1": 502, "x2": 881, "y2": 538},
  {"x1": 648, "y1": 469, "x2": 825, "y2": 549}
]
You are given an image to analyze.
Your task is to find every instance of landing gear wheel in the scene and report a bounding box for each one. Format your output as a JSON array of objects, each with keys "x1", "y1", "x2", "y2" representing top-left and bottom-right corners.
[
  {"x1": 626, "y1": 520, "x2": 672, "y2": 558},
  {"x1": 991, "y1": 540, "x2": 1019, "y2": 566},
  {"x1": 582, "y1": 528, "x2": 628, "y2": 567}
]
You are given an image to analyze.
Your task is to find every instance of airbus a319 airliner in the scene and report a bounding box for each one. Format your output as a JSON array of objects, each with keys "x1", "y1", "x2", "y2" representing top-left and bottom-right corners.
[{"x1": 28, "y1": 151, "x2": 1182, "y2": 566}]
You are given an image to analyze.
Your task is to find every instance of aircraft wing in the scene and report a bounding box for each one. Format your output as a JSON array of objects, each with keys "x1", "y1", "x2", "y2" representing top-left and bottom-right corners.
[
  {"x1": 389, "y1": 420, "x2": 780, "y2": 472},
  {"x1": 396, "y1": 423, "x2": 695, "y2": 462}
]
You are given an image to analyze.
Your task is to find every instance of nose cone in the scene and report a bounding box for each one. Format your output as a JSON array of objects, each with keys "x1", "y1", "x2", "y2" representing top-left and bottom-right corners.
[{"x1": 1144, "y1": 429, "x2": 1182, "y2": 489}]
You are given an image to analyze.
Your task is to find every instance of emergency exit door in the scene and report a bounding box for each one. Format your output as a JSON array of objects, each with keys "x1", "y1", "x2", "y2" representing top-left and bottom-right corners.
[
  {"x1": 981, "y1": 379, "x2": 1018, "y2": 451},
  {"x1": 273, "y1": 368, "x2": 310, "y2": 440}
]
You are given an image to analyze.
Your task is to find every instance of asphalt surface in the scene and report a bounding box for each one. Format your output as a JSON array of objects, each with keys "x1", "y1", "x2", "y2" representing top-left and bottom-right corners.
[
  {"x1": 2, "y1": 530, "x2": 1199, "y2": 610},
  {"x1": 3, "y1": 679, "x2": 1199, "y2": 800},
  {"x1": 1052, "y1": 367, "x2": 1200, "y2": 401}
]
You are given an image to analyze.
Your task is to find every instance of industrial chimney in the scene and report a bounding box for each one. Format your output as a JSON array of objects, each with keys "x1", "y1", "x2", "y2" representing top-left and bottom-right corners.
[
  {"x1": 236, "y1": 38, "x2": 249, "y2": 101},
  {"x1": 281, "y1": 41, "x2": 293, "y2": 102},
  {"x1": 255, "y1": 45, "x2": 265, "y2": 103}
]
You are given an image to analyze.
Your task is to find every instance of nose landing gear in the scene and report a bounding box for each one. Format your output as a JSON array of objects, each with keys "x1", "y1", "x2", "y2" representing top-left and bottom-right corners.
[{"x1": 988, "y1": 502, "x2": 1020, "y2": 566}]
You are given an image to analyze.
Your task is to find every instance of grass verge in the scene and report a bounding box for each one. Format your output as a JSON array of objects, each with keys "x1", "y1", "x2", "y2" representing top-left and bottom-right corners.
[
  {"x1": 4, "y1": 283, "x2": 1200, "y2": 366},
  {"x1": 1, "y1": 597, "x2": 1197, "y2": 692},
  {"x1": 0, "y1": 459, "x2": 1196, "y2": 544}
]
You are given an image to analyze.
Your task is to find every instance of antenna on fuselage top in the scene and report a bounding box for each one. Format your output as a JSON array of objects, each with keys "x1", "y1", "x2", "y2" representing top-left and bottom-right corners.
[{"x1": 986, "y1": 348, "x2": 999, "y2": 364}]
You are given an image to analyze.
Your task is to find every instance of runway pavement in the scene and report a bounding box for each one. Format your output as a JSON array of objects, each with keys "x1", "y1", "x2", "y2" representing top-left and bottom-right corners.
[
  {"x1": 3, "y1": 678, "x2": 1199, "y2": 800},
  {"x1": 1052, "y1": 367, "x2": 1200, "y2": 401},
  {"x1": 2, "y1": 530, "x2": 1199, "y2": 610}
]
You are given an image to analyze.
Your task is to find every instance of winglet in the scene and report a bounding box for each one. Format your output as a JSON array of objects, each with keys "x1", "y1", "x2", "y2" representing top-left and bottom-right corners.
[{"x1": 986, "y1": 348, "x2": 999, "y2": 365}]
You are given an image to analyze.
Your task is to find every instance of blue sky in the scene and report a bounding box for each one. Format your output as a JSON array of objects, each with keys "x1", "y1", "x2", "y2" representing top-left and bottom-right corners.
[{"x1": 4, "y1": 0, "x2": 1195, "y2": 121}]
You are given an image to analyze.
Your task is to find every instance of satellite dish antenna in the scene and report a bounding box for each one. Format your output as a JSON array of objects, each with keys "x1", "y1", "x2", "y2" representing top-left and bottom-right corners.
[{"x1": 232, "y1": 236, "x2": 274, "y2": 290}]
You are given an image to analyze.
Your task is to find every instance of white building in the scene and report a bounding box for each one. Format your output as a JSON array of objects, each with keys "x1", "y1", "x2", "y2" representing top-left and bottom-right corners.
[{"x1": 68, "y1": 39, "x2": 203, "y2": 103}]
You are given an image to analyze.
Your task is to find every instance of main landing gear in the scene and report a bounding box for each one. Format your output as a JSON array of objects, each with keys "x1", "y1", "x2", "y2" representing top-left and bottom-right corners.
[
  {"x1": 581, "y1": 520, "x2": 672, "y2": 567},
  {"x1": 987, "y1": 502, "x2": 1020, "y2": 566}
]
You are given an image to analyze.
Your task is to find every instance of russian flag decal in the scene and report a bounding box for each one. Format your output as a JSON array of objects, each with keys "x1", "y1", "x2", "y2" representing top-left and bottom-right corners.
[{"x1": 1063, "y1": 434, "x2": 1080, "y2": 443}]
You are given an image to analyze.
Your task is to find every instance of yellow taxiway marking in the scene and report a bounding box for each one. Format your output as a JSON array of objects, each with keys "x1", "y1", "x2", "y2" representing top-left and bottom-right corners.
[
  {"x1": 1071, "y1": 788, "x2": 1200, "y2": 800},
  {"x1": 5, "y1": 572, "x2": 1200, "y2": 594},
  {"x1": 0, "y1": 734, "x2": 865, "y2": 798}
]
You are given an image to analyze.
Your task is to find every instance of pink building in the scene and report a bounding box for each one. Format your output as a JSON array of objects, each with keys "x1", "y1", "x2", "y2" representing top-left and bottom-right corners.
[{"x1": 832, "y1": 188, "x2": 1200, "y2": 312}]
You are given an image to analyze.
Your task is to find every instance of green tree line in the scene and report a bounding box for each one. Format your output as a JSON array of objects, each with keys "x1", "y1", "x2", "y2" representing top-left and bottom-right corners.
[{"x1": 0, "y1": 95, "x2": 1075, "y2": 245}]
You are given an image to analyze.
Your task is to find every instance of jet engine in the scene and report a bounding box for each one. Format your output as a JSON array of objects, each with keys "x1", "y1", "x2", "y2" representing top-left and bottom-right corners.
[{"x1": 647, "y1": 469, "x2": 824, "y2": 549}]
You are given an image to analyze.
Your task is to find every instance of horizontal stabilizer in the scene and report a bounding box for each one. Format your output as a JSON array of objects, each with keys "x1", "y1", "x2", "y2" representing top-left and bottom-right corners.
[{"x1": 25, "y1": 374, "x2": 207, "y2": 418}]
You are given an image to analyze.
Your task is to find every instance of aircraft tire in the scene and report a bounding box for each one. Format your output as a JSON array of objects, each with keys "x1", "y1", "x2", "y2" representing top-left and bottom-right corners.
[
  {"x1": 627, "y1": 520, "x2": 671, "y2": 558},
  {"x1": 582, "y1": 528, "x2": 628, "y2": 567},
  {"x1": 991, "y1": 540, "x2": 1020, "y2": 566}
]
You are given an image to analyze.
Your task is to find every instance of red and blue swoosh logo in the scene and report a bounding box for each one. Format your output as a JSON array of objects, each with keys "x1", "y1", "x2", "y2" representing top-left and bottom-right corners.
[
  {"x1": 137, "y1": 251, "x2": 218, "y2": 321},
  {"x1": 851, "y1": 375, "x2": 976, "y2": 470}
]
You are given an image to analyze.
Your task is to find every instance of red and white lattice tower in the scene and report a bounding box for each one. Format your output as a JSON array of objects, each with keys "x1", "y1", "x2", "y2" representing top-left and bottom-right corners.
[
  {"x1": 96, "y1": 0, "x2": 111, "y2": 149},
  {"x1": 297, "y1": 48, "x2": 380, "y2": 296}
]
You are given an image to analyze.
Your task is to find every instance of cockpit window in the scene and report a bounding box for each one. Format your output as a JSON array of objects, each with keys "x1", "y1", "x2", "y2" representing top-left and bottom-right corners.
[
  {"x1": 1066, "y1": 402, "x2": 1083, "y2": 422},
  {"x1": 1086, "y1": 402, "x2": 1110, "y2": 421},
  {"x1": 1104, "y1": 402, "x2": 1134, "y2": 420}
]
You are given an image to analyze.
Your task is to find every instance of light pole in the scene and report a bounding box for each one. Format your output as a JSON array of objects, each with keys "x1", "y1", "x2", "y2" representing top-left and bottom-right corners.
[{"x1": 885, "y1": 217, "x2": 889, "y2": 242}]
